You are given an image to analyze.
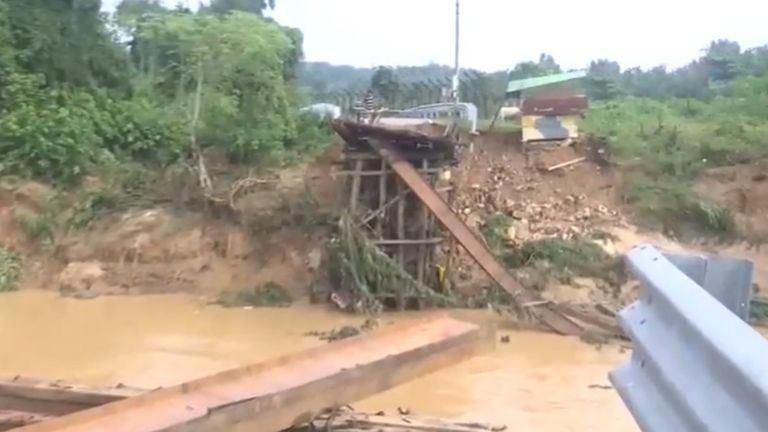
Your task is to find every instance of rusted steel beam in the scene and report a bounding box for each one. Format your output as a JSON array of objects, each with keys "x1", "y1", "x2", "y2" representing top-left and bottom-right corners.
[
  {"x1": 0, "y1": 377, "x2": 144, "y2": 416},
  {"x1": 370, "y1": 139, "x2": 582, "y2": 336},
  {"x1": 13, "y1": 317, "x2": 486, "y2": 432}
]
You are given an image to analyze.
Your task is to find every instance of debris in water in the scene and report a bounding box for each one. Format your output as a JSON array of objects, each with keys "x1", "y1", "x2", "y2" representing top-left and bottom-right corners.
[
  {"x1": 294, "y1": 406, "x2": 505, "y2": 431},
  {"x1": 304, "y1": 318, "x2": 380, "y2": 342}
]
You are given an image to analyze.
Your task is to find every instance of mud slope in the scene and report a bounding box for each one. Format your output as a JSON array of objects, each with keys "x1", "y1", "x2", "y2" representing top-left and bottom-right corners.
[{"x1": 0, "y1": 148, "x2": 340, "y2": 299}]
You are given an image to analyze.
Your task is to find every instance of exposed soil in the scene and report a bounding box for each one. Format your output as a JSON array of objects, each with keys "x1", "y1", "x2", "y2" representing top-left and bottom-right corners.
[
  {"x1": 3, "y1": 131, "x2": 768, "y2": 308},
  {"x1": 446, "y1": 131, "x2": 627, "y2": 301},
  {"x1": 695, "y1": 160, "x2": 768, "y2": 240},
  {"x1": 0, "y1": 148, "x2": 339, "y2": 300}
]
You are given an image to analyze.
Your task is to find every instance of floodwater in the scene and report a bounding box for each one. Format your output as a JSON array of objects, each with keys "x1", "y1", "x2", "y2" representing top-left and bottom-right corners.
[{"x1": 0, "y1": 290, "x2": 637, "y2": 431}]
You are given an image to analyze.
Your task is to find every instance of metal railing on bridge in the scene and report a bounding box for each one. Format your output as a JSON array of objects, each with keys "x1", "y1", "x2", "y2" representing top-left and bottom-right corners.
[{"x1": 611, "y1": 245, "x2": 768, "y2": 432}]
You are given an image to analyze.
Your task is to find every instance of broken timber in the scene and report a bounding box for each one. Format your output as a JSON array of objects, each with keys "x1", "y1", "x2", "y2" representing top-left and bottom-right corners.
[
  {"x1": 301, "y1": 408, "x2": 505, "y2": 432},
  {"x1": 12, "y1": 317, "x2": 485, "y2": 432},
  {"x1": 369, "y1": 139, "x2": 582, "y2": 336}
]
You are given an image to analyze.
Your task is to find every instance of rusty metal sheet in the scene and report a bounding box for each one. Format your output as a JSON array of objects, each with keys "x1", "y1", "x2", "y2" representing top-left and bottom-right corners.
[
  {"x1": 12, "y1": 317, "x2": 485, "y2": 432},
  {"x1": 520, "y1": 96, "x2": 588, "y2": 116},
  {"x1": 521, "y1": 115, "x2": 579, "y2": 142},
  {"x1": 370, "y1": 140, "x2": 582, "y2": 336}
]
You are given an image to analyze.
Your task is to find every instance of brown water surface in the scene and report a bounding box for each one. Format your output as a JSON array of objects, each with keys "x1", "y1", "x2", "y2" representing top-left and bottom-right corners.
[{"x1": 0, "y1": 291, "x2": 637, "y2": 431}]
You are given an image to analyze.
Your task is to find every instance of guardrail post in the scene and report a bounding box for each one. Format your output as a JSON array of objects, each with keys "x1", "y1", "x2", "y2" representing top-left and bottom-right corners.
[
  {"x1": 610, "y1": 244, "x2": 768, "y2": 432},
  {"x1": 663, "y1": 251, "x2": 753, "y2": 320}
]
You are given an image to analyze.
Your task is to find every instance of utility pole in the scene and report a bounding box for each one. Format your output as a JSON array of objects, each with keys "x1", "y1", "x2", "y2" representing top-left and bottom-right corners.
[{"x1": 452, "y1": 0, "x2": 460, "y2": 105}]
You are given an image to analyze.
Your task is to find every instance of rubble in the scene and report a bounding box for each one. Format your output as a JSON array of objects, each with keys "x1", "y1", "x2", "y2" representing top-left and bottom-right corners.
[{"x1": 452, "y1": 144, "x2": 623, "y2": 244}]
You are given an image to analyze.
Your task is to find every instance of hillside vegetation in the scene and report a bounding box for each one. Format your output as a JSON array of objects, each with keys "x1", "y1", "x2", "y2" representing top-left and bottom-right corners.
[
  {"x1": 0, "y1": 1, "x2": 766, "y2": 245},
  {"x1": 307, "y1": 43, "x2": 768, "y2": 240},
  {"x1": 0, "y1": 0, "x2": 331, "y2": 187}
]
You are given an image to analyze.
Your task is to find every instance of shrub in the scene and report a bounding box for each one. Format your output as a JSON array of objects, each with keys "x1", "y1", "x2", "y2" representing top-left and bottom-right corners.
[
  {"x1": 0, "y1": 85, "x2": 104, "y2": 183},
  {"x1": 0, "y1": 247, "x2": 21, "y2": 292},
  {"x1": 217, "y1": 282, "x2": 293, "y2": 307}
]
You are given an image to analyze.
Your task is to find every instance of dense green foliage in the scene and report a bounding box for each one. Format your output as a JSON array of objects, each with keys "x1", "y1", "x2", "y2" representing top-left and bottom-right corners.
[
  {"x1": 0, "y1": 0, "x2": 330, "y2": 185},
  {"x1": 481, "y1": 213, "x2": 624, "y2": 289},
  {"x1": 0, "y1": 247, "x2": 21, "y2": 292},
  {"x1": 583, "y1": 73, "x2": 768, "y2": 238}
]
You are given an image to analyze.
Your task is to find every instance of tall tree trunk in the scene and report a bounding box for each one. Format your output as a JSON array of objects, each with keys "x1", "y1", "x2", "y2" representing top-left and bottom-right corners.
[{"x1": 191, "y1": 62, "x2": 213, "y2": 194}]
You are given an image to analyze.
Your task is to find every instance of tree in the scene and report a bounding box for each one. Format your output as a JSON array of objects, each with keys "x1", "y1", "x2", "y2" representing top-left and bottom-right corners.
[
  {"x1": 206, "y1": 0, "x2": 275, "y2": 15},
  {"x1": 115, "y1": 0, "x2": 168, "y2": 29},
  {"x1": 1, "y1": 0, "x2": 129, "y2": 90},
  {"x1": 587, "y1": 59, "x2": 622, "y2": 100},
  {"x1": 132, "y1": 11, "x2": 302, "y2": 167},
  {"x1": 703, "y1": 39, "x2": 741, "y2": 83},
  {"x1": 370, "y1": 66, "x2": 401, "y2": 107},
  {"x1": 538, "y1": 53, "x2": 562, "y2": 74}
]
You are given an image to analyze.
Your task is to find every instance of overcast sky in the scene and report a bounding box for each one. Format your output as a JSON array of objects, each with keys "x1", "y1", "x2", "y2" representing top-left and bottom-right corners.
[{"x1": 102, "y1": 0, "x2": 767, "y2": 71}]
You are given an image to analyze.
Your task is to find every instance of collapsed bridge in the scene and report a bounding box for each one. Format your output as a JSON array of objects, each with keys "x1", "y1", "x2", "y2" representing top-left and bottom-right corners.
[{"x1": 331, "y1": 119, "x2": 592, "y2": 335}]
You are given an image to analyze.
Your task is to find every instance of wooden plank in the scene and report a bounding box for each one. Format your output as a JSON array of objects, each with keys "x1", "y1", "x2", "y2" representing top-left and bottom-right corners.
[
  {"x1": 544, "y1": 156, "x2": 587, "y2": 172},
  {"x1": 348, "y1": 158, "x2": 363, "y2": 214},
  {"x1": 376, "y1": 159, "x2": 388, "y2": 236},
  {"x1": 335, "y1": 168, "x2": 442, "y2": 176},
  {"x1": 0, "y1": 378, "x2": 144, "y2": 416},
  {"x1": 396, "y1": 179, "x2": 407, "y2": 310},
  {"x1": 370, "y1": 139, "x2": 583, "y2": 336},
  {"x1": 14, "y1": 317, "x2": 487, "y2": 432},
  {"x1": 372, "y1": 238, "x2": 443, "y2": 246},
  {"x1": 417, "y1": 159, "x2": 430, "y2": 286}
]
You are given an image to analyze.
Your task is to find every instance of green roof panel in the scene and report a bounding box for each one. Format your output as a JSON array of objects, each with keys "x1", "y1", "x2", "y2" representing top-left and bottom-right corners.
[{"x1": 506, "y1": 70, "x2": 587, "y2": 95}]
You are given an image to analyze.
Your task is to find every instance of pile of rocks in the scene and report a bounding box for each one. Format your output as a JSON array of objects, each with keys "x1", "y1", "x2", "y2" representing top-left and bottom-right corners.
[
  {"x1": 453, "y1": 166, "x2": 623, "y2": 243},
  {"x1": 500, "y1": 195, "x2": 622, "y2": 243}
]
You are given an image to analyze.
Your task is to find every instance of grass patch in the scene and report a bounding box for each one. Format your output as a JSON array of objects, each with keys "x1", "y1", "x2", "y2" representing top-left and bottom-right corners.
[
  {"x1": 0, "y1": 247, "x2": 22, "y2": 292},
  {"x1": 18, "y1": 210, "x2": 56, "y2": 244},
  {"x1": 502, "y1": 237, "x2": 616, "y2": 280},
  {"x1": 751, "y1": 298, "x2": 768, "y2": 324},
  {"x1": 217, "y1": 281, "x2": 293, "y2": 308},
  {"x1": 480, "y1": 213, "x2": 512, "y2": 252},
  {"x1": 622, "y1": 174, "x2": 737, "y2": 240},
  {"x1": 581, "y1": 96, "x2": 764, "y2": 240},
  {"x1": 479, "y1": 217, "x2": 626, "y2": 291}
]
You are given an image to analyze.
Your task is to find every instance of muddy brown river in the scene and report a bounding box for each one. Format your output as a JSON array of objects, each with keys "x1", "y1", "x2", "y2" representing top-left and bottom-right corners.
[{"x1": 0, "y1": 291, "x2": 637, "y2": 431}]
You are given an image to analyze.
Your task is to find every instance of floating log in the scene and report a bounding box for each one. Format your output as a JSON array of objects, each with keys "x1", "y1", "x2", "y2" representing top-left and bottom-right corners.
[
  {"x1": 301, "y1": 409, "x2": 506, "y2": 432},
  {"x1": 14, "y1": 317, "x2": 487, "y2": 432}
]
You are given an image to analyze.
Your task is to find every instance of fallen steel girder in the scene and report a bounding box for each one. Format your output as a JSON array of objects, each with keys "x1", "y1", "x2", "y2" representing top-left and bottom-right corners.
[
  {"x1": 0, "y1": 379, "x2": 503, "y2": 432},
  {"x1": 610, "y1": 245, "x2": 768, "y2": 432},
  {"x1": 13, "y1": 317, "x2": 486, "y2": 432},
  {"x1": 369, "y1": 139, "x2": 582, "y2": 335}
]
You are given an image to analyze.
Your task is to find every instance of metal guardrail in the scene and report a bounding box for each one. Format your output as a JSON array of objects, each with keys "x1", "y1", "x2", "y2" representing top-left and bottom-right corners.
[{"x1": 610, "y1": 244, "x2": 768, "y2": 432}]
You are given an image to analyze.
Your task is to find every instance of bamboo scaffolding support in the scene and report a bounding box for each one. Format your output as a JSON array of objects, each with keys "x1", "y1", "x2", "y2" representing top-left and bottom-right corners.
[{"x1": 373, "y1": 238, "x2": 444, "y2": 246}]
